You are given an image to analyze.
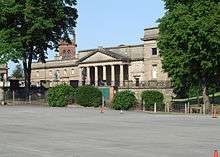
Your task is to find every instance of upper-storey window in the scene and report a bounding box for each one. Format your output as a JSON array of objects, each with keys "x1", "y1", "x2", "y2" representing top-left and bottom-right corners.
[{"x1": 152, "y1": 48, "x2": 158, "y2": 56}]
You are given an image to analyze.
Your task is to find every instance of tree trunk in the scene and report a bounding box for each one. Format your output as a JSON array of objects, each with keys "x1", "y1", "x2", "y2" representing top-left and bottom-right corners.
[
  {"x1": 23, "y1": 52, "x2": 33, "y2": 100},
  {"x1": 201, "y1": 80, "x2": 210, "y2": 114}
]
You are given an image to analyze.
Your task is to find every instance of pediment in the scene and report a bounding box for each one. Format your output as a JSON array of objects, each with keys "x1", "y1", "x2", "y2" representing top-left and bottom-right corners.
[
  {"x1": 78, "y1": 48, "x2": 129, "y2": 64},
  {"x1": 81, "y1": 51, "x2": 117, "y2": 63}
]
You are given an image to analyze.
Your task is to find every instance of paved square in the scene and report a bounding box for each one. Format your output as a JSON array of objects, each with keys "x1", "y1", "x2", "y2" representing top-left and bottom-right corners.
[{"x1": 0, "y1": 106, "x2": 219, "y2": 157}]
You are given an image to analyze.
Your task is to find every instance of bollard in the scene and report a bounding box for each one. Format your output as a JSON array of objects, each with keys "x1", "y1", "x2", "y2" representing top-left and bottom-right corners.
[
  {"x1": 154, "y1": 103, "x2": 157, "y2": 113},
  {"x1": 185, "y1": 103, "x2": 187, "y2": 114},
  {"x1": 214, "y1": 150, "x2": 218, "y2": 157}
]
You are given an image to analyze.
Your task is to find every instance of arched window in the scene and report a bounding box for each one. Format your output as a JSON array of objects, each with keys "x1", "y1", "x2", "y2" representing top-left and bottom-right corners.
[
  {"x1": 64, "y1": 69, "x2": 67, "y2": 76},
  {"x1": 71, "y1": 69, "x2": 75, "y2": 75},
  {"x1": 63, "y1": 49, "x2": 71, "y2": 59}
]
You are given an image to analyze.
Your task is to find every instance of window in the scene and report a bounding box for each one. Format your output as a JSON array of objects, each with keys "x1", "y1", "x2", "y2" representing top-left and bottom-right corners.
[
  {"x1": 152, "y1": 64, "x2": 157, "y2": 79},
  {"x1": 49, "y1": 70, "x2": 52, "y2": 76},
  {"x1": 64, "y1": 69, "x2": 67, "y2": 76},
  {"x1": 135, "y1": 78, "x2": 140, "y2": 87},
  {"x1": 152, "y1": 48, "x2": 158, "y2": 56},
  {"x1": 53, "y1": 70, "x2": 60, "y2": 80},
  {"x1": 36, "y1": 71, "x2": 39, "y2": 77},
  {"x1": 71, "y1": 69, "x2": 75, "y2": 75},
  {"x1": 63, "y1": 49, "x2": 71, "y2": 59}
]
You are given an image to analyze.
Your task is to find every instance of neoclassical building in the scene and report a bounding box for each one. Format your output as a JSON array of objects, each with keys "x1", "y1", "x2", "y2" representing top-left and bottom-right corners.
[{"x1": 31, "y1": 27, "x2": 171, "y2": 92}]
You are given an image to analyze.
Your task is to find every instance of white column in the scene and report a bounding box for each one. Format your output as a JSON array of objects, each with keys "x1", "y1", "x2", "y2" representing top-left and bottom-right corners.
[
  {"x1": 87, "y1": 67, "x2": 90, "y2": 85},
  {"x1": 95, "y1": 66, "x2": 98, "y2": 86},
  {"x1": 120, "y1": 65, "x2": 124, "y2": 87},
  {"x1": 111, "y1": 65, "x2": 115, "y2": 86},
  {"x1": 103, "y1": 66, "x2": 106, "y2": 81}
]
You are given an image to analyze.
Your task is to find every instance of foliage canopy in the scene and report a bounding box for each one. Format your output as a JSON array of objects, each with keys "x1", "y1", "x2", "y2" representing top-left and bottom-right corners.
[
  {"x1": 112, "y1": 90, "x2": 137, "y2": 110},
  {"x1": 158, "y1": 0, "x2": 220, "y2": 105},
  {"x1": 0, "y1": 0, "x2": 78, "y2": 96},
  {"x1": 48, "y1": 84, "x2": 76, "y2": 107},
  {"x1": 75, "y1": 85, "x2": 102, "y2": 107}
]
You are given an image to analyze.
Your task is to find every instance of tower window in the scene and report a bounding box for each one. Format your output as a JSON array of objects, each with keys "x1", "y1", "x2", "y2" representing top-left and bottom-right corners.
[
  {"x1": 63, "y1": 50, "x2": 70, "y2": 59},
  {"x1": 152, "y1": 48, "x2": 158, "y2": 56}
]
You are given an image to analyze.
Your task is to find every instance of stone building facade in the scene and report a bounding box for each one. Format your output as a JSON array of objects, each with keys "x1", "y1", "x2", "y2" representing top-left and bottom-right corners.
[
  {"x1": 31, "y1": 38, "x2": 79, "y2": 87},
  {"x1": 31, "y1": 27, "x2": 172, "y2": 99}
]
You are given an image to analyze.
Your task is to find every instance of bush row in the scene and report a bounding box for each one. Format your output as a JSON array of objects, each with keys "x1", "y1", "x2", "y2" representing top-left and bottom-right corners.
[
  {"x1": 112, "y1": 90, "x2": 164, "y2": 111},
  {"x1": 48, "y1": 85, "x2": 102, "y2": 107},
  {"x1": 47, "y1": 84, "x2": 164, "y2": 111}
]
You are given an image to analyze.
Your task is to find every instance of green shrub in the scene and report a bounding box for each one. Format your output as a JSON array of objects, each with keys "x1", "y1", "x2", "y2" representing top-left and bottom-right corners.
[
  {"x1": 141, "y1": 90, "x2": 164, "y2": 110},
  {"x1": 75, "y1": 85, "x2": 102, "y2": 107},
  {"x1": 47, "y1": 84, "x2": 76, "y2": 107},
  {"x1": 112, "y1": 90, "x2": 137, "y2": 110}
]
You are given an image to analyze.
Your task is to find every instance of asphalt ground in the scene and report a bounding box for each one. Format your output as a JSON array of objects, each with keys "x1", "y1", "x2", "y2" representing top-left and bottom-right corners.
[{"x1": 0, "y1": 106, "x2": 219, "y2": 157}]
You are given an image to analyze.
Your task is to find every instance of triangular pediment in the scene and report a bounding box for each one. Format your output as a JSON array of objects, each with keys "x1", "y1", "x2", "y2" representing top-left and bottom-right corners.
[
  {"x1": 82, "y1": 51, "x2": 117, "y2": 63},
  {"x1": 78, "y1": 48, "x2": 129, "y2": 64}
]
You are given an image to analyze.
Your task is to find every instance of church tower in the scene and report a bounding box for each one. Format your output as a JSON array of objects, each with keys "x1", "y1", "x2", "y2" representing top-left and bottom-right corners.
[{"x1": 58, "y1": 32, "x2": 77, "y2": 60}]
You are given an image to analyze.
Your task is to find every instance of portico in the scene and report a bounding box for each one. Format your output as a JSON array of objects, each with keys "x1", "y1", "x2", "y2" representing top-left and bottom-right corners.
[
  {"x1": 78, "y1": 48, "x2": 130, "y2": 87},
  {"x1": 79, "y1": 63, "x2": 129, "y2": 87}
]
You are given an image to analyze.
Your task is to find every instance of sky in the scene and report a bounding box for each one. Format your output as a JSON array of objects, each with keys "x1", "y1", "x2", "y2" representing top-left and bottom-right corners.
[{"x1": 9, "y1": 0, "x2": 165, "y2": 75}]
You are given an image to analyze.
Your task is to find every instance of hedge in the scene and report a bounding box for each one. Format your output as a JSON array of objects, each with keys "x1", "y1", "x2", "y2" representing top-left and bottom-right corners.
[
  {"x1": 48, "y1": 84, "x2": 76, "y2": 107},
  {"x1": 75, "y1": 85, "x2": 102, "y2": 107},
  {"x1": 141, "y1": 90, "x2": 164, "y2": 110},
  {"x1": 112, "y1": 90, "x2": 137, "y2": 110}
]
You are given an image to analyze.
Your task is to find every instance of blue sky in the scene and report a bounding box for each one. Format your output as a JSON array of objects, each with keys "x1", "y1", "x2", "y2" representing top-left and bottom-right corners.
[{"x1": 9, "y1": 0, "x2": 165, "y2": 74}]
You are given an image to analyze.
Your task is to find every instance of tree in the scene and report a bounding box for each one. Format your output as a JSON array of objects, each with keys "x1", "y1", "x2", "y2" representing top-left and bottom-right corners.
[
  {"x1": 158, "y1": 0, "x2": 220, "y2": 107},
  {"x1": 12, "y1": 64, "x2": 24, "y2": 79},
  {"x1": 0, "y1": 0, "x2": 78, "y2": 98}
]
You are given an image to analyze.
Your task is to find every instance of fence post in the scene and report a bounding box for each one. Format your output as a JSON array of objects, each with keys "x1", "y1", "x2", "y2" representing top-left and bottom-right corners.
[
  {"x1": 143, "y1": 100, "x2": 145, "y2": 111},
  {"x1": 185, "y1": 103, "x2": 187, "y2": 114},
  {"x1": 29, "y1": 95, "x2": 31, "y2": 104},
  {"x1": 203, "y1": 103, "x2": 206, "y2": 115},
  {"x1": 154, "y1": 103, "x2": 157, "y2": 113},
  {"x1": 13, "y1": 90, "x2": 15, "y2": 104},
  {"x1": 165, "y1": 103, "x2": 167, "y2": 112},
  {"x1": 187, "y1": 102, "x2": 190, "y2": 114}
]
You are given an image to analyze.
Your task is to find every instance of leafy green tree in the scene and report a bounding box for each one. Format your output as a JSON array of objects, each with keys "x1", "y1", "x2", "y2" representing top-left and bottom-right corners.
[
  {"x1": 112, "y1": 90, "x2": 137, "y2": 110},
  {"x1": 12, "y1": 64, "x2": 24, "y2": 79},
  {"x1": 158, "y1": 0, "x2": 220, "y2": 107},
  {"x1": 0, "y1": 0, "x2": 78, "y2": 97},
  {"x1": 75, "y1": 85, "x2": 102, "y2": 107},
  {"x1": 48, "y1": 84, "x2": 76, "y2": 107}
]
